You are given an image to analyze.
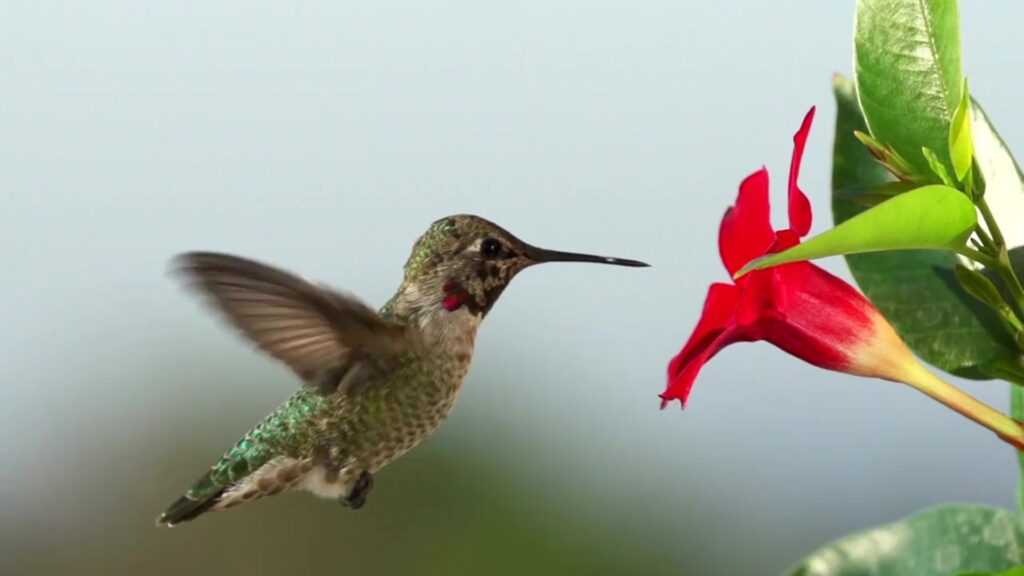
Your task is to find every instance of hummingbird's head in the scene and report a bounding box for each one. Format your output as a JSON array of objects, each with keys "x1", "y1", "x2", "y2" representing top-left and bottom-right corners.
[{"x1": 400, "y1": 214, "x2": 648, "y2": 318}]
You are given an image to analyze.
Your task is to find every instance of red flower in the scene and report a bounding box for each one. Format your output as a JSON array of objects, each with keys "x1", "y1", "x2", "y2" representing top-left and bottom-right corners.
[
  {"x1": 663, "y1": 107, "x2": 1024, "y2": 449},
  {"x1": 663, "y1": 107, "x2": 914, "y2": 407}
]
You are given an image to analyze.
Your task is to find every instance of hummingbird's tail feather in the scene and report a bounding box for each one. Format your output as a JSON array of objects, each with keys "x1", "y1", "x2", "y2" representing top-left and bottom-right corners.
[
  {"x1": 156, "y1": 390, "x2": 330, "y2": 526},
  {"x1": 156, "y1": 471, "x2": 225, "y2": 527}
]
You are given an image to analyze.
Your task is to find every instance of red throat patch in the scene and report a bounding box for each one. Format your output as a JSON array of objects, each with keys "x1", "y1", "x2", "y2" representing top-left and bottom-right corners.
[{"x1": 442, "y1": 281, "x2": 471, "y2": 312}]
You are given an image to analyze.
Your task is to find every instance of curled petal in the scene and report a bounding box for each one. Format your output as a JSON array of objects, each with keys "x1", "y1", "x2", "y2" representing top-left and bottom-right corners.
[
  {"x1": 664, "y1": 283, "x2": 743, "y2": 408},
  {"x1": 770, "y1": 229, "x2": 802, "y2": 253},
  {"x1": 719, "y1": 169, "x2": 776, "y2": 276},
  {"x1": 787, "y1": 107, "x2": 815, "y2": 237}
]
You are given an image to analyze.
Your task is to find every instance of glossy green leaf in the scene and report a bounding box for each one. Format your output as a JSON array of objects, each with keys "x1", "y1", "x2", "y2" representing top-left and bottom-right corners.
[
  {"x1": 738, "y1": 185, "x2": 975, "y2": 277},
  {"x1": 788, "y1": 505, "x2": 1024, "y2": 576},
  {"x1": 831, "y1": 74, "x2": 1014, "y2": 379},
  {"x1": 855, "y1": 0, "x2": 962, "y2": 178},
  {"x1": 950, "y1": 78, "x2": 974, "y2": 182}
]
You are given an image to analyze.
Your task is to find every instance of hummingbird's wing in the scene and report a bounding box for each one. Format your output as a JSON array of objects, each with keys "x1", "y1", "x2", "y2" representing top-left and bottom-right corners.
[{"x1": 174, "y1": 252, "x2": 409, "y2": 384}]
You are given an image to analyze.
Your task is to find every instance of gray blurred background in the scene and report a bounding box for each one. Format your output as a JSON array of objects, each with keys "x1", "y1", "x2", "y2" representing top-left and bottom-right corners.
[{"x1": 2, "y1": 2, "x2": 1022, "y2": 574}]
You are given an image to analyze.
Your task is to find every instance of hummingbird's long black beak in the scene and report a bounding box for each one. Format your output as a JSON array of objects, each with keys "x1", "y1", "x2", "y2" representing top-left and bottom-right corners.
[{"x1": 528, "y1": 246, "x2": 650, "y2": 267}]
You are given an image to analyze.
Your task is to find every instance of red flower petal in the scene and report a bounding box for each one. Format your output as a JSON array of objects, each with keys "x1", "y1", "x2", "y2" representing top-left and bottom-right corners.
[
  {"x1": 770, "y1": 229, "x2": 802, "y2": 253},
  {"x1": 664, "y1": 282, "x2": 743, "y2": 408},
  {"x1": 734, "y1": 266, "x2": 783, "y2": 327},
  {"x1": 787, "y1": 107, "x2": 815, "y2": 237},
  {"x1": 719, "y1": 168, "x2": 776, "y2": 276},
  {"x1": 760, "y1": 261, "x2": 875, "y2": 374}
]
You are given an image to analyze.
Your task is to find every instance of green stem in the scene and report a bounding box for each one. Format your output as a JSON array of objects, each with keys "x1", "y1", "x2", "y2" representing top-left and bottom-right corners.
[
  {"x1": 900, "y1": 361, "x2": 1024, "y2": 450},
  {"x1": 978, "y1": 196, "x2": 1006, "y2": 248},
  {"x1": 1001, "y1": 308, "x2": 1024, "y2": 335},
  {"x1": 957, "y1": 246, "x2": 999, "y2": 269},
  {"x1": 975, "y1": 225, "x2": 995, "y2": 251}
]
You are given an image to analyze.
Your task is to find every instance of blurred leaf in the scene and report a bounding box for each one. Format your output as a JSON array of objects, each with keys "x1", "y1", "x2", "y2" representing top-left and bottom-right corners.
[
  {"x1": 950, "y1": 78, "x2": 974, "y2": 182},
  {"x1": 831, "y1": 74, "x2": 1015, "y2": 379},
  {"x1": 788, "y1": 505, "x2": 1024, "y2": 576},
  {"x1": 855, "y1": 0, "x2": 962, "y2": 178},
  {"x1": 739, "y1": 185, "x2": 974, "y2": 276},
  {"x1": 956, "y1": 568, "x2": 1024, "y2": 576}
]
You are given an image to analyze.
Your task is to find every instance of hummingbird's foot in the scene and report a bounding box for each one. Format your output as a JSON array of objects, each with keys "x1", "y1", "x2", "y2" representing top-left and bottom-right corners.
[{"x1": 342, "y1": 471, "x2": 374, "y2": 510}]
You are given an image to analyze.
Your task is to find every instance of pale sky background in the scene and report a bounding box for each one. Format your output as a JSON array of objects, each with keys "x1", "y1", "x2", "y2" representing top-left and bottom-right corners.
[{"x1": 3, "y1": 2, "x2": 1023, "y2": 574}]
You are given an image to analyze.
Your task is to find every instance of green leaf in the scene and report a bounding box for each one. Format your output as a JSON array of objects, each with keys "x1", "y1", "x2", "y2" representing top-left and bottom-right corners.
[
  {"x1": 788, "y1": 505, "x2": 1024, "y2": 576},
  {"x1": 738, "y1": 185, "x2": 975, "y2": 276},
  {"x1": 855, "y1": 130, "x2": 921, "y2": 181},
  {"x1": 835, "y1": 181, "x2": 915, "y2": 208},
  {"x1": 950, "y1": 78, "x2": 974, "y2": 182},
  {"x1": 956, "y1": 264, "x2": 1012, "y2": 313},
  {"x1": 831, "y1": 74, "x2": 1014, "y2": 379},
  {"x1": 855, "y1": 0, "x2": 962, "y2": 178},
  {"x1": 923, "y1": 147, "x2": 956, "y2": 186},
  {"x1": 971, "y1": 100, "x2": 1024, "y2": 244}
]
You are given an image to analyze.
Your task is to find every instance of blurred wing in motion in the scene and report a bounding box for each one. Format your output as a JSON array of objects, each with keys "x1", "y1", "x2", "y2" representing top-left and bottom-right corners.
[{"x1": 174, "y1": 252, "x2": 409, "y2": 385}]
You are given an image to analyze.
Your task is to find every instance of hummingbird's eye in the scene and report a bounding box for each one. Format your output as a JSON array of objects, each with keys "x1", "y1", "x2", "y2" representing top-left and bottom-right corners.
[{"x1": 480, "y1": 237, "x2": 502, "y2": 258}]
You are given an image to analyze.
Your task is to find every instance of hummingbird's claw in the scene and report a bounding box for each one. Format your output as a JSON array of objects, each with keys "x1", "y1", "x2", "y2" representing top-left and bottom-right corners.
[{"x1": 342, "y1": 471, "x2": 374, "y2": 510}]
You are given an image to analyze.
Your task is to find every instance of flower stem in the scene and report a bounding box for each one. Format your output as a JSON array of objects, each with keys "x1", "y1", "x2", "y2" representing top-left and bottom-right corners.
[{"x1": 899, "y1": 361, "x2": 1024, "y2": 450}]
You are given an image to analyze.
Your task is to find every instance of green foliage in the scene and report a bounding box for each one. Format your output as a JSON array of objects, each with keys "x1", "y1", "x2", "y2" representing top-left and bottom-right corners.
[
  {"x1": 855, "y1": 0, "x2": 962, "y2": 179},
  {"x1": 965, "y1": 101, "x2": 1024, "y2": 508},
  {"x1": 738, "y1": 185, "x2": 975, "y2": 277},
  {"x1": 788, "y1": 505, "x2": 1024, "y2": 576},
  {"x1": 841, "y1": 0, "x2": 1024, "y2": 529},
  {"x1": 831, "y1": 75, "x2": 1015, "y2": 378},
  {"x1": 956, "y1": 568, "x2": 1024, "y2": 576}
]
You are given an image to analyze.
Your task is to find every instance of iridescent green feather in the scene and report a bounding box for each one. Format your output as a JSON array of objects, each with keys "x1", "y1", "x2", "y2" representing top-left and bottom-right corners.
[{"x1": 206, "y1": 389, "x2": 329, "y2": 489}]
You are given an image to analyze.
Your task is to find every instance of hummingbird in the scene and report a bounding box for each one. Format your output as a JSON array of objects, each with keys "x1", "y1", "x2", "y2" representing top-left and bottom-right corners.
[{"x1": 156, "y1": 214, "x2": 647, "y2": 526}]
